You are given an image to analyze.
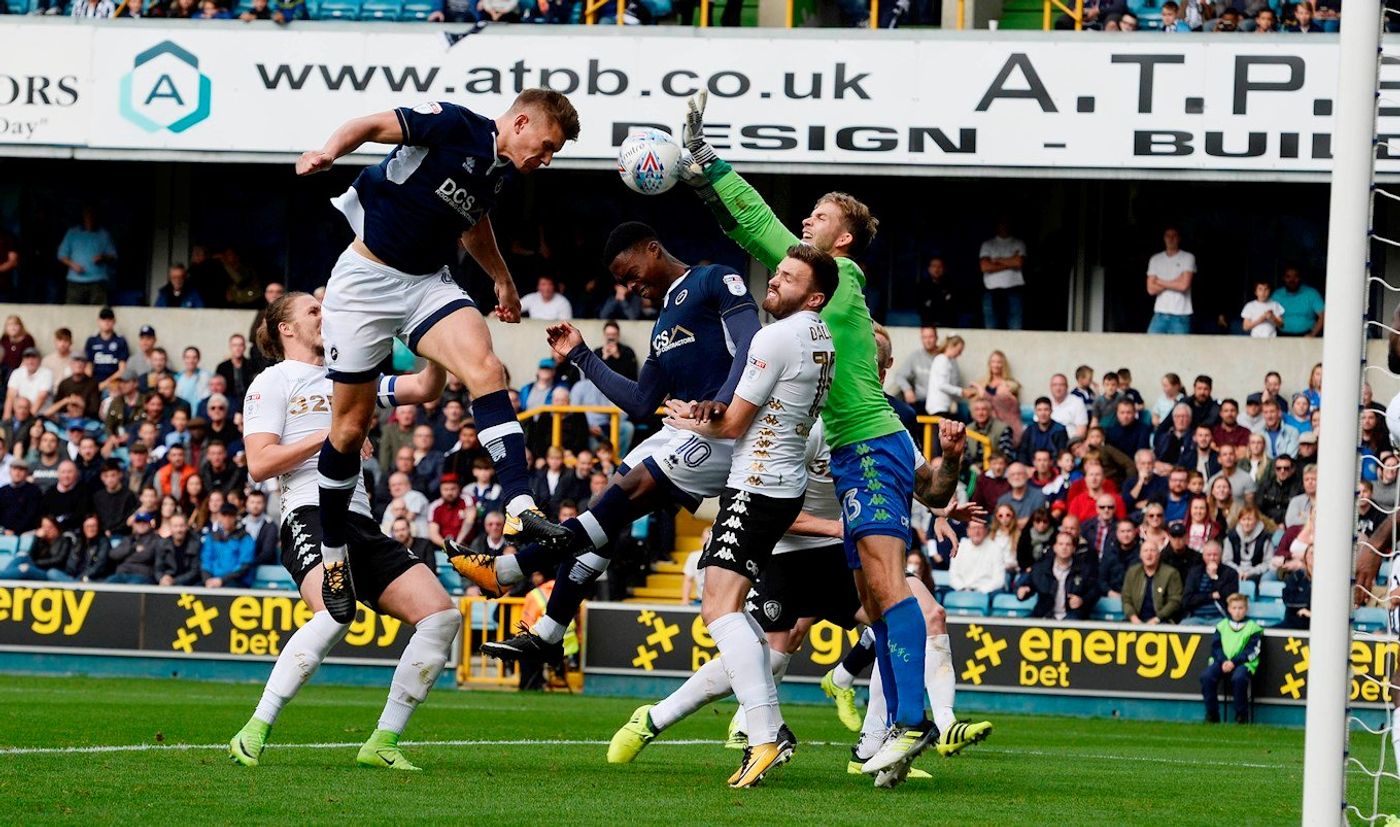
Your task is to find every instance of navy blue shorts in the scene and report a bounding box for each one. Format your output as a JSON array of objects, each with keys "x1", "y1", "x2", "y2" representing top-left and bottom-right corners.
[{"x1": 830, "y1": 432, "x2": 916, "y2": 570}]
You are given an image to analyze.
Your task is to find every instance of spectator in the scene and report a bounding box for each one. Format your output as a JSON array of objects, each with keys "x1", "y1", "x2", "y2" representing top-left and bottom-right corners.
[
  {"x1": 242, "y1": 490, "x2": 278, "y2": 567},
  {"x1": 924, "y1": 335, "x2": 971, "y2": 417},
  {"x1": 989, "y1": 504, "x2": 1019, "y2": 551},
  {"x1": 0, "y1": 516, "x2": 69, "y2": 581},
  {"x1": 140, "y1": 348, "x2": 173, "y2": 397},
  {"x1": 1180, "y1": 423, "x2": 1220, "y2": 479},
  {"x1": 43, "y1": 461, "x2": 91, "y2": 531},
  {"x1": 531, "y1": 445, "x2": 586, "y2": 520},
  {"x1": 92, "y1": 459, "x2": 137, "y2": 536},
  {"x1": 381, "y1": 472, "x2": 430, "y2": 538},
  {"x1": 1208, "y1": 444, "x2": 1255, "y2": 500},
  {"x1": 0, "y1": 459, "x2": 40, "y2": 534},
  {"x1": 1070, "y1": 365, "x2": 1097, "y2": 409},
  {"x1": 164, "y1": 409, "x2": 192, "y2": 452},
  {"x1": 1048, "y1": 374, "x2": 1089, "y2": 440},
  {"x1": 40, "y1": 328, "x2": 74, "y2": 390},
  {"x1": 1211, "y1": 399, "x2": 1251, "y2": 450},
  {"x1": 897, "y1": 326, "x2": 941, "y2": 412},
  {"x1": 126, "y1": 325, "x2": 158, "y2": 379},
  {"x1": 465, "y1": 457, "x2": 504, "y2": 520},
  {"x1": 1284, "y1": 463, "x2": 1316, "y2": 527},
  {"x1": 1285, "y1": 3, "x2": 1322, "y2": 33},
  {"x1": 1105, "y1": 517, "x2": 1142, "y2": 572},
  {"x1": 1302, "y1": 362, "x2": 1323, "y2": 413},
  {"x1": 174, "y1": 347, "x2": 211, "y2": 410},
  {"x1": 428, "y1": 474, "x2": 472, "y2": 548},
  {"x1": 27, "y1": 431, "x2": 63, "y2": 492},
  {"x1": 970, "y1": 452, "x2": 1011, "y2": 514},
  {"x1": 57, "y1": 206, "x2": 118, "y2": 306},
  {"x1": 4, "y1": 347, "x2": 51, "y2": 421},
  {"x1": 409, "y1": 425, "x2": 444, "y2": 497},
  {"x1": 1272, "y1": 266, "x2": 1325, "y2": 336},
  {"x1": 1238, "y1": 392, "x2": 1265, "y2": 434},
  {"x1": 468, "y1": 510, "x2": 509, "y2": 556},
  {"x1": 967, "y1": 399, "x2": 1014, "y2": 472},
  {"x1": 1, "y1": 315, "x2": 34, "y2": 372},
  {"x1": 1154, "y1": 403, "x2": 1195, "y2": 470},
  {"x1": 1198, "y1": 594, "x2": 1263, "y2": 724},
  {"x1": 1254, "y1": 8, "x2": 1278, "y2": 32},
  {"x1": 101, "y1": 369, "x2": 144, "y2": 448},
  {"x1": 84, "y1": 307, "x2": 129, "y2": 392},
  {"x1": 65, "y1": 514, "x2": 112, "y2": 581},
  {"x1": 155, "y1": 512, "x2": 203, "y2": 586},
  {"x1": 1151, "y1": 372, "x2": 1186, "y2": 428},
  {"x1": 978, "y1": 219, "x2": 1027, "y2": 330},
  {"x1": 1162, "y1": 520, "x2": 1205, "y2": 575},
  {"x1": 1067, "y1": 459, "x2": 1126, "y2": 522},
  {"x1": 201, "y1": 504, "x2": 255, "y2": 588},
  {"x1": 1261, "y1": 370, "x2": 1286, "y2": 407},
  {"x1": 1183, "y1": 540, "x2": 1239, "y2": 625},
  {"x1": 1159, "y1": 0, "x2": 1191, "y2": 29},
  {"x1": 520, "y1": 359, "x2": 559, "y2": 412},
  {"x1": 1090, "y1": 370, "x2": 1124, "y2": 427},
  {"x1": 154, "y1": 264, "x2": 206, "y2": 308},
  {"x1": 949, "y1": 519, "x2": 1013, "y2": 595},
  {"x1": 917, "y1": 256, "x2": 963, "y2": 327},
  {"x1": 155, "y1": 443, "x2": 195, "y2": 499},
  {"x1": 1106, "y1": 398, "x2": 1152, "y2": 458},
  {"x1": 104, "y1": 513, "x2": 161, "y2": 584},
  {"x1": 1281, "y1": 393, "x2": 1311, "y2": 435},
  {"x1": 1256, "y1": 454, "x2": 1300, "y2": 527},
  {"x1": 1, "y1": 396, "x2": 34, "y2": 456},
  {"x1": 1041, "y1": 449, "x2": 1079, "y2": 508},
  {"x1": 1123, "y1": 539, "x2": 1184, "y2": 624},
  {"x1": 378, "y1": 405, "x2": 418, "y2": 475},
  {"x1": 125, "y1": 486, "x2": 159, "y2": 532},
  {"x1": 1122, "y1": 448, "x2": 1166, "y2": 513},
  {"x1": 432, "y1": 399, "x2": 468, "y2": 453},
  {"x1": 520, "y1": 276, "x2": 573, "y2": 320},
  {"x1": 1079, "y1": 494, "x2": 1120, "y2": 558},
  {"x1": 195, "y1": 0, "x2": 231, "y2": 16},
  {"x1": 1146, "y1": 227, "x2": 1195, "y2": 335},
  {"x1": 1081, "y1": 427, "x2": 1133, "y2": 483},
  {"x1": 1183, "y1": 375, "x2": 1221, "y2": 429},
  {"x1": 972, "y1": 349, "x2": 1024, "y2": 444},
  {"x1": 1258, "y1": 397, "x2": 1301, "y2": 459},
  {"x1": 1278, "y1": 545, "x2": 1314, "y2": 629},
  {"x1": 1222, "y1": 506, "x2": 1273, "y2": 582},
  {"x1": 72, "y1": 0, "x2": 118, "y2": 15},
  {"x1": 215, "y1": 334, "x2": 252, "y2": 403},
  {"x1": 1016, "y1": 508, "x2": 1057, "y2": 573},
  {"x1": 215, "y1": 247, "x2": 264, "y2": 309},
  {"x1": 390, "y1": 517, "x2": 436, "y2": 563},
  {"x1": 199, "y1": 439, "x2": 246, "y2": 495},
  {"x1": 1240, "y1": 278, "x2": 1284, "y2": 337},
  {"x1": 376, "y1": 448, "x2": 416, "y2": 516},
  {"x1": 1017, "y1": 531, "x2": 1099, "y2": 619},
  {"x1": 598, "y1": 282, "x2": 644, "y2": 321},
  {"x1": 183, "y1": 474, "x2": 210, "y2": 530},
  {"x1": 593, "y1": 321, "x2": 639, "y2": 380}
]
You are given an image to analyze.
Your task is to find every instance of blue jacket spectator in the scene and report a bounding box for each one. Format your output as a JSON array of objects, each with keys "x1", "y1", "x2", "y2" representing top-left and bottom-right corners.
[
  {"x1": 1019, "y1": 532, "x2": 1099, "y2": 620},
  {"x1": 1105, "y1": 401, "x2": 1153, "y2": 457},
  {"x1": 154, "y1": 265, "x2": 206, "y2": 309},
  {"x1": 0, "y1": 460, "x2": 41, "y2": 534},
  {"x1": 1182, "y1": 543, "x2": 1240, "y2": 624},
  {"x1": 57, "y1": 207, "x2": 118, "y2": 305},
  {"x1": 201, "y1": 506, "x2": 256, "y2": 588},
  {"x1": 1271, "y1": 267, "x2": 1325, "y2": 336},
  {"x1": 1018, "y1": 398, "x2": 1068, "y2": 465},
  {"x1": 85, "y1": 308, "x2": 129, "y2": 386}
]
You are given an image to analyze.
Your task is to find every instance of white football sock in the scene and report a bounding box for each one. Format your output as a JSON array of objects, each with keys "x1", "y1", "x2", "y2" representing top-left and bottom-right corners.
[
  {"x1": 856, "y1": 665, "x2": 889, "y2": 761},
  {"x1": 377, "y1": 609, "x2": 461, "y2": 735},
  {"x1": 733, "y1": 647, "x2": 794, "y2": 734},
  {"x1": 927, "y1": 634, "x2": 957, "y2": 732},
  {"x1": 533, "y1": 615, "x2": 566, "y2": 644},
  {"x1": 833, "y1": 627, "x2": 876, "y2": 690},
  {"x1": 320, "y1": 545, "x2": 347, "y2": 565},
  {"x1": 710, "y1": 612, "x2": 780, "y2": 745},
  {"x1": 253, "y1": 611, "x2": 348, "y2": 725},
  {"x1": 651, "y1": 654, "x2": 734, "y2": 731},
  {"x1": 495, "y1": 554, "x2": 523, "y2": 586}
]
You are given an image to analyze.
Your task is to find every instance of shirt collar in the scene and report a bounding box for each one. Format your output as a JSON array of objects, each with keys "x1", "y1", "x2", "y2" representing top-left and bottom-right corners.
[
  {"x1": 664, "y1": 269, "x2": 693, "y2": 308},
  {"x1": 489, "y1": 128, "x2": 511, "y2": 174}
]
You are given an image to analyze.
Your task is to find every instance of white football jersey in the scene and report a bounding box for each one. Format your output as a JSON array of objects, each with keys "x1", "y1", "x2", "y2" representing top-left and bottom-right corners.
[
  {"x1": 242, "y1": 359, "x2": 373, "y2": 524},
  {"x1": 729, "y1": 310, "x2": 834, "y2": 498}
]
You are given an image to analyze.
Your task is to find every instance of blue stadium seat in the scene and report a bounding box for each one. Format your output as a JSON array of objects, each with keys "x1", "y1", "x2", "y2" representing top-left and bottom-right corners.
[
  {"x1": 932, "y1": 569, "x2": 951, "y2": 589},
  {"x1": 942, "y1": 591, "x2": 989, "y2": 617},
  {"x1": 0, "y1": 552, "x2": 12, "y2": 572},
  {"x1": 991, "y1": 593, "x2": 1036, "y2": 618},
  {"x1": 1237, "y1": 580, "x2": 1257, "y2": 601},
  {"x1": 439, "y1": 569, "x2": 464, "y2": 595},
  {"x1": 1091, "y1": 595, "x2": 1124, "y2": 622},
  {"x1": 253, "y1": 565, "x2": 294, "y2": 590},
  {"x1": 17, "y1": 534, "x2": 32, "y2": 554},
  {"x1": 1355, "y1": 607, "x2": 1389, "y2": 634},
  {"x1": 0, "y1": 536, "x2": 19, "y2": 555},
  {"x1": 317, "y1": 0, "x2": 360, "y2": 18},
  {"x1": 398, "y1": 0, "x2": 434, "y2": 16},
  {"x1": 1258, "y1": 580, "x2": 1285, "y2": 601},
  {"x1": 1249, "y1": 602, "x2": 1286, "y2": 628},
  {"x1": 1379, "y1": 559, "x2": 1392, "y2": 584},
  {"x1": 359, "y1": 0, "x2": 401, "y2": 18},
  {"x1": 469, "y1": 599, "x2": 497, "y2": 631}
]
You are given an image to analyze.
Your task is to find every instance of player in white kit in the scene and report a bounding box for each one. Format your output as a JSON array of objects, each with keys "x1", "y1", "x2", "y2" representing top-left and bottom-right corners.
[
  {"x1": 641, "y1": 244, "x2": 840, "y2": 788},
  {"x1": 228, "y1": 292, "x2": 461, "y2": 772}
]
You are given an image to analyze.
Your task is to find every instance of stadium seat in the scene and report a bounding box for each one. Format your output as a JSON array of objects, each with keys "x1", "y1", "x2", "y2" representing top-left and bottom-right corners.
[
  {"x1": 1238, "y1": 580, "x2": 1257, "y2": 601},
  {"x1": 1091, "y1": 595, "x2": 1124, "y2": 622},
  {"x1": 942, "y1": 591, "x2": 990, "y2": 617},
  {"x1": 1249, "y1": 602, "x2": 1287, "y2": 627},
  {"x1": 0, "y1": 536, "x2": 18, "y2": 555},
  {"x1": 932, "y1": 569, "x2": 951, "y2": 588},
  {"x1": 991, "y1": 593, "x2": 1036, "y2": 618},
  {"x1": 0, "y1": 552, "x2": 12, "y2": 572},
  {"x1": 359, "y1": 0, "x2": 401, "y2": 18},
  {"x1": 1355, "y1": 607, "x2": 1389, "y2": 634},
  {"x1": 17, "y1": 534, "x2": 32, "y2": 554},
  {"x1": 1258, "y1": 580, "x2": 1285, "y2": 601},
  {"x1": 399, "y1": 0, "x2": 434, "y2": 17},
  {"x1": 439, "y1": 569, "x2": 464, "y2": 595},
  {"x1": 253, "y1": 565, "x2": 294, "y2": 590},
  {"x1": 469, "y1": 599, "x2": 497, "y2": 631},
  {"x1": 317, "y1": 0, "x2": 361, "y2": 18},
  {"x1": 1379, "y1": 559, "x2": 1392, "y2": 584}
]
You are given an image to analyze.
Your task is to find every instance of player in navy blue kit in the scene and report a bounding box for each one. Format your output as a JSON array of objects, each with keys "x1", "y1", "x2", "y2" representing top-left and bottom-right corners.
[
  {"x1": 295, "y1": 90, "x2": 580, "y2": 622},
  {"x1": 450, "y1": 221, "x2": 762, "y2": 662}
]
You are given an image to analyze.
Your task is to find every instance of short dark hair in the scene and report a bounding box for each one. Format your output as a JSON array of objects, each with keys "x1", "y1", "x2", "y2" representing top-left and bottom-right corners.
[
  {"x1": 1194, "y1": 375, "x2": 1213, "y2": 388},
  {"x1": 1117, "y1": 397, "x2": 1136, "y2": 409},
  {"x1": 1161, "y1": 1, "x2": 1177, "y2": 10},
  {"x1": 603, "y1": 221, "x2": 658, "y2": 265},
  {"x1": 246, "y1": 489, "x2": 266, "y2": 500},
  {"x1": 603, "y1": 320, "x2": 621, "y2": 332},
  {"x1": 1034, "y1": 396, "x2": 1052, "y2": 407},
  {"x1": 55, "y1": 327, "x2": 72, "y2": 343},
  {"x1": 784, "y1": 244, "x2": 840, "y2": 310},
  {"x1": 512, "y1": 88, "x2": 580, "y2": 142}
]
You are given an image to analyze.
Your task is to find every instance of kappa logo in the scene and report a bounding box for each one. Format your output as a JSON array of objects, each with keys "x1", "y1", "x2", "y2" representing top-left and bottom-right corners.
[
  {"x1": 749, "y1": 461, "x2": 766, "y2": 472},
  {"x1": 755, "y1": 438, "x2": 774, "y2": 449},
  {"x1": 652, "y1": 325, "x2": 696, "y2": 354},
  {"x1": 712, "y1": 547, "x2": 736, "y2": 562},
  {"x1": 119, "y1": 41, "x2": 212, "y2": 134},
  {"x1": 761, "y1": 415, "x2": 781, "y2": 426},
  {"x1": 766, "y1": 399, "x2": 785, "y2": 411},
  {"x1": 733, "y1": 490, "x2": 750, "y2": 502},
  {"x1": 763, "y1": 600, "x2": 782, "y2": 621},
  {"x1": 722, "y1": 515, "x2": 744, "y2": 529},
  {"x1": 746, "y1": 475, "x2": 765, "y2": 487},
  {"x1": 730, "y1": 501, "x2": 748, "y2": 515},
  {"x1": 717, "y1": 531, "x2": 739, "y2": 545},
  {"x1": 753, "y1": 450, "x2": 770, "y2": 459}
]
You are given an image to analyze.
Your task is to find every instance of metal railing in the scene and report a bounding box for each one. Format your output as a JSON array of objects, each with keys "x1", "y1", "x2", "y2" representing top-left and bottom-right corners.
[
  {"x1": 457, "y1": 595, "x2": 527, "y2": 687},
  {"x1": 916, "y1": 415, "x2": 992, "y2": 470},
  {"x1": 516, "y1": 403, "x2": 626, "y2": 451},
  {"x1": 1043, "y1": 0, "x2": 1083, "y2": 29}
]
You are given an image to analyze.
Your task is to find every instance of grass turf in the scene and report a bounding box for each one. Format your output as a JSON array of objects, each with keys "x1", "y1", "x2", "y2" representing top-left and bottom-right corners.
[{"x1": 0, "y1": 674, "x2": 1391, "y2": 824}]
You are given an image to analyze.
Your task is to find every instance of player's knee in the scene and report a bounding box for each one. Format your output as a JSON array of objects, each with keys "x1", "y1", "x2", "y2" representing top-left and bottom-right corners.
[
  {"x1": 328, "y1": 417, "x2": 369, "y2": 452},
  {"x1": 463, "y1": 351, "x2": 506, "y2": 390},
  {"x1": 924, "y1": 601, "x2": 946, "y2": 632},
  {"x1": 416, "y1": 607, "x2": 461, "y2": 650}
]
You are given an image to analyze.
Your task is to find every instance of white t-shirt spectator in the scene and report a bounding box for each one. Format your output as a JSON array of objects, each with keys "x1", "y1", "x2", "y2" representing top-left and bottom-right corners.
[
  {"x1": 519, "y1": 292, "x2": 573, "y2": 321},
  {"x1": 1051, "y1": 394, "x2": 1089, "y2": 435},
  {"x1": 1147, "y1": 249, "x2": 1196, "y2": 316},
  {"x1": 7, "y1": 365, "x2": 53, "y2": 407},
  {"x1": 381, "y1": 489, "x2": 430, "y2": 537},
  {"x1": 1240, "y1": 298, "x2": 1284, "y2": 338},
  {"x1": 978, "y1": 235, "x2": 1027, "y2": 291},
  {"x1": 949, "y1": 534, "x2": 1014, "y2": 593}
]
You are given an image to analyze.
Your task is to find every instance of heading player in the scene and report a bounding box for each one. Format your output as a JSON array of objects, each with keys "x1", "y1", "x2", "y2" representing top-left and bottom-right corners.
[
  {"x1": 682, "y1": 91, "x2": 938, "y2": 777},
  {"x1": 296, "y1": 89, "x2": 579, "y2": 622},
  {"x1": 229, "y1": 292, "x2": 460, "y2": 772},
  {"x1": 450, "y1": 222, "x2": 761, "y2": 662}
]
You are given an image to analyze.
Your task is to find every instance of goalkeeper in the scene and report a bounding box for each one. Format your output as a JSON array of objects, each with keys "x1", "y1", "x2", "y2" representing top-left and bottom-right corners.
[{"x1": 680, "y1": 92, "x2": 937, "y2": 783}]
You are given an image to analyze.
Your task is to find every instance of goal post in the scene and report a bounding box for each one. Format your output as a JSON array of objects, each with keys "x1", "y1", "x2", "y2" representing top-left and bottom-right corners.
[{"x1": 1302, "y1": 4, "x2": 1383, "y2": 824}]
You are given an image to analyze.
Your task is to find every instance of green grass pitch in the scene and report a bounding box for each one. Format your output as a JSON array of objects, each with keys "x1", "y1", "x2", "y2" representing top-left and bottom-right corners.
[{"x1": 0, "y1": 674, "x2": 1392, "y2": 824}]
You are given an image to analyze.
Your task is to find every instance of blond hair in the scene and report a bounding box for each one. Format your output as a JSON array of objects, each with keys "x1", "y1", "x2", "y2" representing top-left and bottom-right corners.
[{"x1": 817, "y1": 192, "x2": 878, "y2": 256}]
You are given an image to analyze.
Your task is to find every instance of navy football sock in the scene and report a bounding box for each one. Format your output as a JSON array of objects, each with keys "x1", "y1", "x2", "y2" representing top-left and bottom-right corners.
[
  {"x1": 471, "y1": 389, "x2": 533, "y2": 514},
  {"x1": 316, "y1": 439, "x2": 361, "y2": 552}
]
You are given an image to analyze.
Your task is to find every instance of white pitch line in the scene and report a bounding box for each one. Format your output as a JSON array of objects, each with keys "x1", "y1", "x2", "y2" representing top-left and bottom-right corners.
[{"x1": 0, "y1": 738, "x2": 1296, "y2": 770}]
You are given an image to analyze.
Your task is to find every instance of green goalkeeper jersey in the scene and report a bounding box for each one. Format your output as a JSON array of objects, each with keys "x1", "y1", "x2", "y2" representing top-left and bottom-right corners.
[{"x1": 705, "y1": 163, "x2": 904, "y2": 451}]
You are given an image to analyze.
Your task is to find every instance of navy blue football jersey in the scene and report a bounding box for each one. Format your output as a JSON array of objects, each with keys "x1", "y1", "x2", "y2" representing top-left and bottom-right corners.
[
  {"x1": 332, "y1": 101, "x2": 514, "y2": 275},
  {"x1": 647, "y1": 265, "x2": 757, "y2": 404}
]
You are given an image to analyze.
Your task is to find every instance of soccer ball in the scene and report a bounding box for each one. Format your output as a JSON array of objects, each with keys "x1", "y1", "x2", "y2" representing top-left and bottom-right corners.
[{"x1": 617, "y1": 129, "x2": 684, "y2": 196}]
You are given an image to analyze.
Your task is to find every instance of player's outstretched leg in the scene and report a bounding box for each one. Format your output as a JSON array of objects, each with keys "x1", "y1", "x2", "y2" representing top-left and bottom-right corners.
[
  {"x1": 230, "y1": 609, "x2": 350, "y2": 766},
  {"x1": 823, "y1": 627, "x2": 874, "y2": 732},
  {"x1": 358, "y1": 601, "x2": 462, "y2": 771}
]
